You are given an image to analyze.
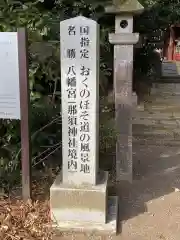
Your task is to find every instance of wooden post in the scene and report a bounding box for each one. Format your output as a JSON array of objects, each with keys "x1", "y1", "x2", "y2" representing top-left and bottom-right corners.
[
  {"x1": 105, "y1": 0, "x2": 144, "y2": 183},
  {"x1": 18, "y1": 28, "x2": 31, "y2": 200}
]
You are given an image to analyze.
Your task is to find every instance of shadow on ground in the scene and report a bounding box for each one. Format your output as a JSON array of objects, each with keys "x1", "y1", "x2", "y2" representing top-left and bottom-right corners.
[{"x1": 116, "y1": 143, "x2": 180, "y2": 226}]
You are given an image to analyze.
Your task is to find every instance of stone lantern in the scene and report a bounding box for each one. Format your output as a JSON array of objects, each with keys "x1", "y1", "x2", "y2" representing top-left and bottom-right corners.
[{"x1": 105, "y1": 0, "x2": 144, "y2": 182}]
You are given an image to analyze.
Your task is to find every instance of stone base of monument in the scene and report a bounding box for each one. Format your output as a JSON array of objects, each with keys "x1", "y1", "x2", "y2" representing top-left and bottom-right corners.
[
  {"x1": 50, "y1": 171, "x2": 118, "y2": 235},
  {"x1": 51, "y1": 196, "x2": 118, "y2": 235}
]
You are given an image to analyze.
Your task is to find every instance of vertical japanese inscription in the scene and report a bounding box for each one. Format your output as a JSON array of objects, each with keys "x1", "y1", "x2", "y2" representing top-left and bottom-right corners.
[
  {"x1": 79, "y1": 27, "x2": 91, "y2": 173},
  {"x1": 60, "y1": 17, "x2": 99, "y2": 185},
  {"x1": 66, "y1": 25, "x2": 78, "y2": 172},
  {"x1": 67, "y1": 66, "x2": 78, "y2": 172}
]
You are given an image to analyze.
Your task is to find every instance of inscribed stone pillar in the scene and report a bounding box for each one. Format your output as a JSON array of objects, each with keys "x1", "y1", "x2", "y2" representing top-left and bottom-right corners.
[
  {"x1": 60, "y1": 16, "x2": 99, "y2": 185},
  {"x1": 50, "y1": 16, "x2": 118, "y2": 235},
  {"x1": 105, "y1": 0, "x2": 144, "y2": 182}
]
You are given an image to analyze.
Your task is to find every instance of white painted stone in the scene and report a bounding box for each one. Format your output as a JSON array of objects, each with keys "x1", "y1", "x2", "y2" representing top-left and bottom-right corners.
[
  {"x1": 51, "y1": 16, "x2": 118, "y2": 235},
  {"x1": 0, "y1": 33, "x2": 20, "y2": 120},
  {"x1": 60, "y1": 16, "x2": 99, "y2": 185}
]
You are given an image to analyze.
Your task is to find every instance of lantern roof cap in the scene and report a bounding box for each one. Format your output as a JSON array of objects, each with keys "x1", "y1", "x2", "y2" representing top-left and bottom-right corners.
[{"x1": 105, "y1": 0, "x2": 144, "y2": 15}]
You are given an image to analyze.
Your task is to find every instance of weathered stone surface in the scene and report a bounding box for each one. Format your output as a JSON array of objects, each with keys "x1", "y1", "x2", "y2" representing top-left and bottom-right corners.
[
  {"x1": 151, "y1": 83, "x2": 180, "y2": 95},
  {"x1": 133, "y1": 119, "x2": 178, "y2": 128},
  {"x1": 107, "y1": 0, "x2": 143, "y2": 183},
  {"x1": 50, "y1": 171, "x2": 108, "y2": 224},
  {"x1": 50, "y1": 16, "x2": 118, "y2": 235},
  {"x1": 162, "y1": 61, "x2": 180, "y2": 77},
  {"x1": 134, "y1": 111, "x2": 174, "y2": 120},
  {"x1": 109, "y1": 33, "x2": 139, "y2": 45},
  {"x1": 105, "y1": 0, "x2": 144, "y2": 14},
  {"x1": 52, "y1": 196, "x2": 118, "y2": 235},
  {"x1": 60, "y1": 16, "x2": 99, "y2": 186},
  {"x1": 115, "y1": 62, "x2": 133, "y2": 182},
  {"x1": 134, "y1": 128, "x2": 180, "y2": 137}
]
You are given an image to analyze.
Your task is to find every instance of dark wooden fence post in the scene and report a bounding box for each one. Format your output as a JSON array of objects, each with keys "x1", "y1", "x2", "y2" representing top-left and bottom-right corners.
[{"x1": 17, "y1": 28, "x2": 32, "y2": 200}]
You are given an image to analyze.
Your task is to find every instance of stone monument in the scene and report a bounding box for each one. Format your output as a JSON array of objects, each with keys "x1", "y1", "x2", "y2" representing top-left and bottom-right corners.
[
  {"x1": 50, "y1": 16, "x2": 118, "y2": 235},
  {"x1": 105, "y1": 0, "x2": 144, "y2": 183}
]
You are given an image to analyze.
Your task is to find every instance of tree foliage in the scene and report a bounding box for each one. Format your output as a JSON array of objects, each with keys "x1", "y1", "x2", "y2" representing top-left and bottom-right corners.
[{"x1": 0, "y1": 0, "x2": 113, "y2": 188}]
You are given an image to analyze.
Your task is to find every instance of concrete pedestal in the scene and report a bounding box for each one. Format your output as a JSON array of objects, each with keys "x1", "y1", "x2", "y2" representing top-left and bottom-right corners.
[{"x1": 50, "y1": 171, "x2": 118, "y2": 235}]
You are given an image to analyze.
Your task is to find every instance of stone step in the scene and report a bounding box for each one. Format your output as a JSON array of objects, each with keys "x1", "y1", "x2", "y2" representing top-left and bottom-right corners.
[
  {"x1": 141, "y1": 102, "x2": 180, "y2": 108},
  {"x1": 133, "y1": 137, "x2": 180, "y2": 146},
  {"x1": 149, "y1": 93, "x2": 180, "y2": 98},
  {"x1": 133, "y1": 127, "x2": 179, "y2": 134},
  {"x1": 133, "y1": 128, "x2": 180, "y2": 141},
  {"x1": 137, "y1": 107, "x2": 180, "y2": 115},
  {"x1": 133, "y1": 118, "x2": 180, "y2": 128},
  {"x1": 136, "y1": 107, "x2": 180, "y2": 116},
  {"x1": 137, "y1": 112, "x2": 180, "y2": 120},
  {"x1": 150, "y1": 83, "x2": 180, "y2": 96},
  {"x1": 146, "y1": 96, "x2": 180, "y2": 103},
  {"x1": 146, "y1": 108, "x2": 180, "y2": 114},
  {"x1": 133, "y1": 121, "x2": 180, "y2": 130},
  {"x1": 140, "y1": 102, "x2": 180, "y2": 110},
  {"x1": 133, "y1": 135, "x2": 180, "y2": 144},
  {"x1": 158, "y1": 77, "x2": 180, "y2": 83},
  {"x1": 162, "y1": 72, "x2": 180, "y2": 77},
  {"x1": 162, "y1": 63, "x2": 180, "y2": 69},
  {"x1": 162, "y1": 61, "x2": 180, "y2": 77},
  {"x1": 137, "y1": 103, "x2": 180, "y2": 111},
  {"x1": 133, "y1": 118, "x2": 178, "y2": 127},
  {"x1": 133, "y1": 111, "x2": 176, "y2": 120}
]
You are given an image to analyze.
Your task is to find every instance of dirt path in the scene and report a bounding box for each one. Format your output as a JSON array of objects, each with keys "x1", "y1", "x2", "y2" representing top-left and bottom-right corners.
[
  {"x1": 55, "y1": 144, "x2": 180, "y2": 240},
  {"x1": 117, "y1": 144, "x2": 180, "y2": 240}
]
